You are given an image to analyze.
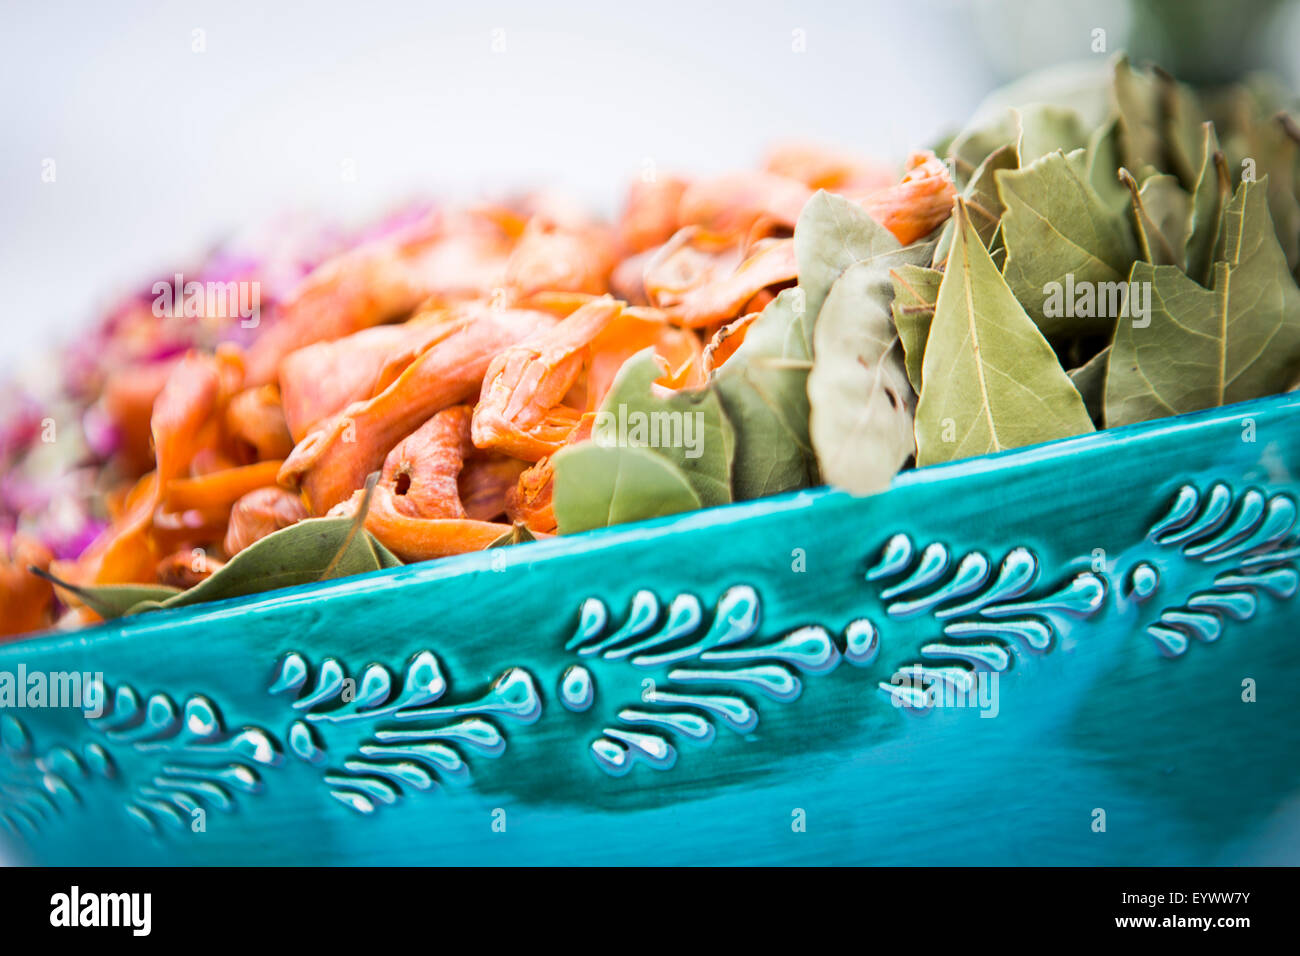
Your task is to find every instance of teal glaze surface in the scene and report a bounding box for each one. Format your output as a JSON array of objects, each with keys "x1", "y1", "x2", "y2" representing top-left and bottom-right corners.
[{"x1": 2, "y1": 393, "x2": 1299, "y2": 865}]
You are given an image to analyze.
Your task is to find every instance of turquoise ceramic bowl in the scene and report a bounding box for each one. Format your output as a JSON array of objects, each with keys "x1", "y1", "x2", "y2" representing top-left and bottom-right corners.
[{"x1": 2, "y1": 393, "x2": 1299, "y2": 865}]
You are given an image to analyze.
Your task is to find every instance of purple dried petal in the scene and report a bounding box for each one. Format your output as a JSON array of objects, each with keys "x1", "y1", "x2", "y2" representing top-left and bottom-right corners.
[
  {"x1": 81, "y1": 403, "x2": 121, "y2": 459},
  {"x1": 140, "y1": 338, "x2": 193, "y2": 363},
  {"x1": 48, "y1": 515, "x2": 109, "y2": 561},
  {"x1": 353, "y1": 201, "x2": 438, "y2": 245},
  {"x1": 0, "y1": 471, "x2": 50, "y2": 514},
  {"x1": 0, "y1": 405, "x2": 42, "y2": 461}
]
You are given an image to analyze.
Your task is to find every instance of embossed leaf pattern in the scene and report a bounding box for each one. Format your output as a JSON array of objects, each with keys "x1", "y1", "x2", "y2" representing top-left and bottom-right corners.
[
  {"x1": 915, "y1": 200, "x2": 1095, "y2": 465},
  {"x1": 1106, "y1": 179, "x2": 1300, "y2": 427}
]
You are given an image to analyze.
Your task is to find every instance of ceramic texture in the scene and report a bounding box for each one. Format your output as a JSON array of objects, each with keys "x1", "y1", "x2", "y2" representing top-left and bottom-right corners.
[{"x1": 2, "y1": 394, "x2": 1299, "y2": 865}]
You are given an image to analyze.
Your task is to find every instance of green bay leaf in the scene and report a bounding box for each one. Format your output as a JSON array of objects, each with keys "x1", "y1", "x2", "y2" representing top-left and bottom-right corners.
[
  {"x1": 915, "y1": 200, "x2": 1095, "y2": 466},
  {"x1": 163, "y1": 517, "x2": 397, "y2": 609},
  {"x1": 933, "y1": 142, "x2": 1017, "y2": 269},
  {"x1": 712, "y1": 289, "x2": 820, "y2": 499},
  {"x1": 794, "y1": 191, "x2": 904, "y2": 329},
  {"x1": 28, "y1": 570, "x2": 181, "y2": 621},
  {"x1": 889, "y1": 264, "x2": 943, "y2": 394},
  {"x1": 808, "y1": 242, "x2": 936, "y2": 496},
  {"x1": 552, "y1": 444, "x2": 702, "y2": 534},
  {"x1": 1183, "y1": 122, "x2": 1231, "y2": 285},
  {"x1": 998, "y1": 150, "x2": 1140, "y2": 335},
  {"x1": 1106, "y1": 178, "x2": 1300, "y2": 426},
  {"x1": 595, "y1": 349, "x2": 735, "y2": 507},
  {"x1": 1123, "y1": 170, "x2": 1190, "y2": 266}
]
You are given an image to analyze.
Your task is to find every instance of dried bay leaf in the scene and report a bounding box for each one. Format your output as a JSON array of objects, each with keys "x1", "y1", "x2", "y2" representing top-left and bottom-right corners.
[
  {"x1": 998, "y1": 150, "x2": 1140, "y2": 335},
  {"x1": 1159, "y1": 67, "x2": 1210, "y2": 190},
  {"x1": 1183, "y1": 122, "x2": 1232, "y2": 286},
  {"x1": 1209, "y1": 88, "x2": 1300, "y2": 272},
  {"x1": 915, "y1": 200, "x2": 1095, "y2": 466},
  {"x1": 794, "y1": 191, "x2": 905, "y2": 325},
  {"x1": 808, "y1": 241, "x2": 937, "y2": 495},
  {"x1": 1122, "y1": 170, "x2": 1190, "y2": 266},
  {"x1": 33, "y1": 510, "x2": 401, "y2": 620},
  {"x1": 1018, "y1": 104, "x2": 1090, "y2": 166},
  {"x1": 167, "y1": 517, "x2": 396, "y2": 608},
  {"x1": 28, "y1": 571, "x2": 181, "y2": 620},
  {"x1": 487, "y1": 523, "x2": 536, "y2": 548},
  {"x1": 594, "y1": 349, "x2": 736, "y2": 508},
  {"x1": 712, "y1": 289, "x2": 820, "y2": 499},
  {"x1": 1256, "y1": 114, "x2": 1300, "y2": 273},
  {"x1": 1085, "y1": 119, "x2": 1132, "y2": 213},
  {"x1": 1106, "y1": 179, "x2": 1300, "y2": 426},
  {"x1": 714, "y1": 195, "x2": 914, "y2": 500},
  {"x1": 1112, "y1": 55, "x2": 1165, "y2": 177},
  {"x1": 932, "y1": 142, "x2": 1017, "y2": 269},
  {"x1": 948, "y1": 109, "x2": 1021, "y2": 188},
  {"x1": 890, "y1": 264, "x2": 943, "y2": 393},
  {"x1": 552, "y1": 444, "x2": 702, "y2": 535}
]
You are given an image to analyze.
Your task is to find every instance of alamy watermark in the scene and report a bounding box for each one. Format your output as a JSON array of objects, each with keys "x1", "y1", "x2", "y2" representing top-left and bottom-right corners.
[
  {"x1": 1043, "y1": 273, "x2": 1150, "y2": 328},
  {"x1": 889, "y1": 668, "x2": 1000, "y2": 717},
  {"x1": 592, "y1": 404, "x2": 705, "y2": 459},
  {"x1": 50, "y1": 886, "x2": 151, "y2": 936},
  {"x1": 152, "y1": 273, "x2": 260, "y2": 328},
  {"x1": 0, "y1": 666, "x2": 105, "y2": 717}
]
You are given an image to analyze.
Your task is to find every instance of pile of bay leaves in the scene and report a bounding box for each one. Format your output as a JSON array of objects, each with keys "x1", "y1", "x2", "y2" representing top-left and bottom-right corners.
[{"x1": 554, "y1": 54, "x2": 1300, "y2": 529}]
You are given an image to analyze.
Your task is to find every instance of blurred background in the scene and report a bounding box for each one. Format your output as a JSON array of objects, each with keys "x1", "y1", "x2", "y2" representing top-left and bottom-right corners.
[{"x1": 2, "y1": 0, "x2": 1297, "y2": 375}]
